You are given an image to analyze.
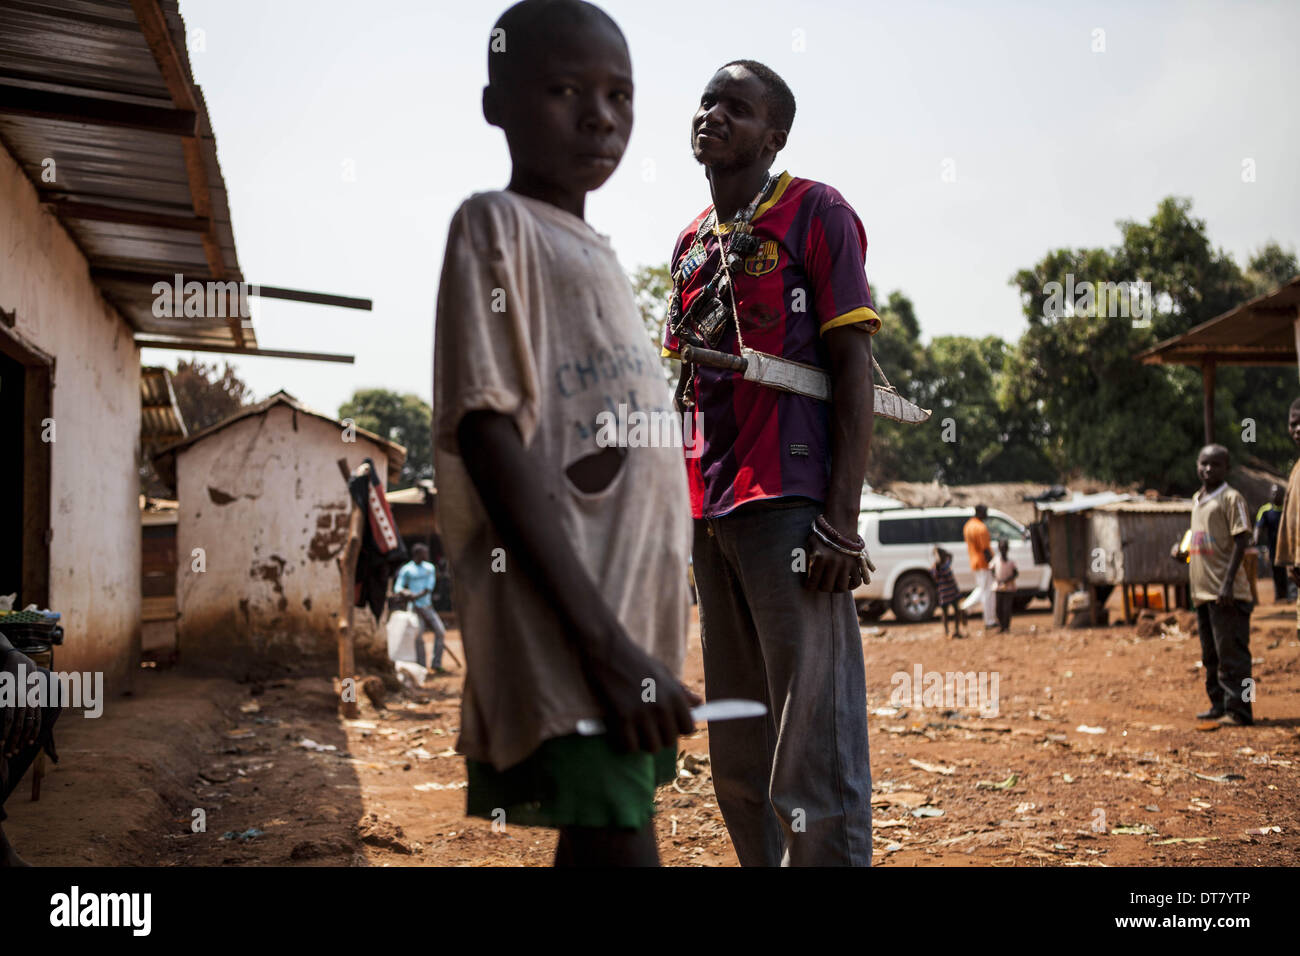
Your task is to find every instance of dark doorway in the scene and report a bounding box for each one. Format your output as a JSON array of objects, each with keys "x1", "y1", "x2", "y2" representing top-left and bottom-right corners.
[
  {"x1": 0, "y1": 322, "x2": 52, "y2": 609},
  {"x1": 0, "y1": 350, "x2": 24, "y2": 600}
]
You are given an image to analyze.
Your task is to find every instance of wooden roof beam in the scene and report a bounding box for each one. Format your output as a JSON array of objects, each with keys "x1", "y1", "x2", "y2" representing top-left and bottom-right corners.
[{"x1": 0, "y1": 82, "x2": 196, "y2": 135}]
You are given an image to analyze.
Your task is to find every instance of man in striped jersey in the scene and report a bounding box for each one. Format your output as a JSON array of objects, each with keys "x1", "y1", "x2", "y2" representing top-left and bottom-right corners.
[{"x1": 662, "y1": 60, "x2": 878, "y2": 865}]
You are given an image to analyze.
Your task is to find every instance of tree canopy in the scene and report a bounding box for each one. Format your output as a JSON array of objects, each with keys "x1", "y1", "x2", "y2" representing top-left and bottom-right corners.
[{"x1": 338, "y1": 389, "x2": 433, "y2": 489}]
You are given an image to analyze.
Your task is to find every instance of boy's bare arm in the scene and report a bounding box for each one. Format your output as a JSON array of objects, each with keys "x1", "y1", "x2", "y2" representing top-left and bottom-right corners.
[{"x1": 456, "y1": 410, "x2": 694, "y2": 753}]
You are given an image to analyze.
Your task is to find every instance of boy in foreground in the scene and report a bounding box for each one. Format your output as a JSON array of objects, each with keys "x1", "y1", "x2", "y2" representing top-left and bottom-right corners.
[
  {"x1": 1172, "y1": 444, "x2": 1254, "y2": 726},
  {"x1": 432, "y1": 0, "x2": 694, "y2": 866}
]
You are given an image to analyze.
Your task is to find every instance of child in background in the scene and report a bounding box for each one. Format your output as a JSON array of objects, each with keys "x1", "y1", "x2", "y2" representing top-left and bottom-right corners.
[
  {"x1": 432, "y1": 0, "x2": 695, "y2": 866},
  {"x1": 992, "y1": 538, "x2": 1018, "y2": 633},
  {"x1": 1172, "y1": 444, "x2": 1254, "y2": 726},
  {"x1": 932, "y1": 546, "x2": 963, "y2": 638}
]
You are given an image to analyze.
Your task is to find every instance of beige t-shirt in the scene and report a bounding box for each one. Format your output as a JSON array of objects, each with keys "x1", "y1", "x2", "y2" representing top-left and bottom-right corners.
[
  {"x1": 1188, "y1": 483, "x2": 1253, "y2": 606},
  {"x1": 432, "y1": 190, "x2": 692, "y2": 771}
]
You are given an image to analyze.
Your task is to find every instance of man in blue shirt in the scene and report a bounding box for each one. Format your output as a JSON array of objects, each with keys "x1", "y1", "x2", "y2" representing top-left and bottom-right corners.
[{"x1": 394, "y1": 543, "x2": 449, "y2": 672}]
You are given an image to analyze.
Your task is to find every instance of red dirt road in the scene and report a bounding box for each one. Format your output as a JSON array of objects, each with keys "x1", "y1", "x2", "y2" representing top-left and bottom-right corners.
[{"x1": 7, "y1": 601, "x2": 1298, "y2": 866}]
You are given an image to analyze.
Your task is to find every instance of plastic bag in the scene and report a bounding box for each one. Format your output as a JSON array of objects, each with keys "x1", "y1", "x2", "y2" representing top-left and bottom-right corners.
[{"x1": 386, "y1": 609, "x2": 422, "y2": 664}]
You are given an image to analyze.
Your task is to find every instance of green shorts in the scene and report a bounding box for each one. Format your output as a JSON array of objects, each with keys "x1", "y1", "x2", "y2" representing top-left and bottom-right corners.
[{"x1": 466, "y1": 733, "x2": 677, "y2": 831}]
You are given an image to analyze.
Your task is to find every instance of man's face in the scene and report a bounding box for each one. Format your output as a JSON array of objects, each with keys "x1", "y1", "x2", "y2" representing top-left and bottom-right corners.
[
  {"x1": 489, "y1": 21, "x2": 633, "y2": 196},
  {"x1": 1197, "y1": 448, "x2": 1228, "y2": 486},
  {"x1": 1289, "y1": 408, "x2": 1300, "y2": 446},
  {"x1": 413, "y1": 547, "x2": 429, "y2": 563},
  {"x1": 691, "y1": 66, "x2": 779, "y2": 173}
]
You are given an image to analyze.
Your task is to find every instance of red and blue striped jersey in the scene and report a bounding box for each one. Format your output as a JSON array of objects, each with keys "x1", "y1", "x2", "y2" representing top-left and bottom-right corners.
[{"x1": 663, "y1": 171, "x2": 881, "y2": 519}]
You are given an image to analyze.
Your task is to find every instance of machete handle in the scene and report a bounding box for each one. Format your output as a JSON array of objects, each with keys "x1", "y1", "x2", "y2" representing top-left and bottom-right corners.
[{"x1": 681, "y1": 344, "x2": 747, "y2": 373}]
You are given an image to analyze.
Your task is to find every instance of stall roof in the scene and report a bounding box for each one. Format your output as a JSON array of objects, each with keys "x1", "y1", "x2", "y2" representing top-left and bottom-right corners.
[
  {"x1": 1136, "y1": 275, "x2": 1300, "y2": 367},
  {"x1": 1034, "y1": 491, "x2": 1135, "y2": 514}
]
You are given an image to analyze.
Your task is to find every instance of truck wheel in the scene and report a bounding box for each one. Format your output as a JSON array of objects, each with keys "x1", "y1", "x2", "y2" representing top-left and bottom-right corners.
[{"x1": 892, "y1": 573, "x2": 938, "y2": 623}]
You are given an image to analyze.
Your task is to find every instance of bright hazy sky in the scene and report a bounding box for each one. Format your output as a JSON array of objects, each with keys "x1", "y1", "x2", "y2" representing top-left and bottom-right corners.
[{"x1": 143, "y1": 0, "x2": 1300, "y2": 418}]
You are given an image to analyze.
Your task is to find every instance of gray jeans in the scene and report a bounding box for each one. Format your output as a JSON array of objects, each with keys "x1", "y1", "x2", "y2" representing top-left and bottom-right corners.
[
  {"x1": 693, "y1": 497, "x2": 873, "y2": 866},
  {"x1": 413, "y1": 605, "x2": 447, "y2": 670}
]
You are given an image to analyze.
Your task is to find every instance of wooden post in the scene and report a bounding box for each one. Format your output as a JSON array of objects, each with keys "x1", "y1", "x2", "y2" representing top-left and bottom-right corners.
[
  {"x1": 1122, "y1": 584, "x2": 1132, "y2": 624},
  {"x1": 1053, "y1": 578, "x2": 1072, "y2": 628},
  {"x1": 335, "y1": 461, "x2": 369, "y2": 719},
  {"x1": 1201, "y1": 357, "x2": 1216, "y2": 445}
]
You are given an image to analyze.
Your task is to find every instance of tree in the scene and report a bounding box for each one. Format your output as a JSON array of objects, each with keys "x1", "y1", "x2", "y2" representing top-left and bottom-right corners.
[
  {"x1": 1006, "y1": 196, "x2": 1297, "y2": 492},
  {"x1": 629, "y1": 263, "x2": 675, "y2": 383},
  {"x1": 139, "y1": 358, "x2": 253, "y2": 496},
  {"x1": 338, "y1": 389, "x2": 432, "y2": 488},
  {"x1": 171, "y1": 358, "x2": 253, "y2": 432}
]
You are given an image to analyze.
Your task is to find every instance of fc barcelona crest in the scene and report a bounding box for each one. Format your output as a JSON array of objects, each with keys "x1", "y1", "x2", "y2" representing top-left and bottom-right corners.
[{"x1": 743, "y1": 239, "x2": 780, "y2": 277}]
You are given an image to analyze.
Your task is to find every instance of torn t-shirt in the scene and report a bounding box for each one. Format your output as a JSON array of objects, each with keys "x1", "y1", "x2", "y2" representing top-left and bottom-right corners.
[{"x1": 432, "y1": 190, "x2": 692, "y2": 771}]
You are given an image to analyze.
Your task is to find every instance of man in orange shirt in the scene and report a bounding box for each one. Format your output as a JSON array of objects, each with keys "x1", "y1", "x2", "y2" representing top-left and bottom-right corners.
[{"x1": 962, "y1": 504, "x2": 997, "y2": 630}]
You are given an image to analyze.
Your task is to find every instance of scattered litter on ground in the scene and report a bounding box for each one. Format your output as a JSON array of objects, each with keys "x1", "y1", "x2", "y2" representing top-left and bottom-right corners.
[
  {"x1": 1076, "y1": 725, "x2": 1105, "y2": 735},
  {"x1": 976, "y1": 773, "x2": 1019, "y2": 790},
  {"x1": 298, "y1": 738, "x2": 338, "y2": 752},
  {"x1": 220, "y1": 828, "x2": 265, "y2": 842},
  {"x1": 909, "y1": 758, "x2": 955, "y2": 775}
]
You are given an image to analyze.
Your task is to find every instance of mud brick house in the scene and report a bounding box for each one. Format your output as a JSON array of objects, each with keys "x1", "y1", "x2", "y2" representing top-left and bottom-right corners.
[{"x1": 153, "y1": 392, "x2": 406, "y2": 674}]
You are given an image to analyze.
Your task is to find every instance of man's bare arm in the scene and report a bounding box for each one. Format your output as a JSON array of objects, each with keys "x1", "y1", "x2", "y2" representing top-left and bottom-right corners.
[
  {"x1": 456, "y1": 410, "x2": 693, "y2": 752},
  {"x1": 805, "y1": 325, "x2": 874, "y2": 593}
]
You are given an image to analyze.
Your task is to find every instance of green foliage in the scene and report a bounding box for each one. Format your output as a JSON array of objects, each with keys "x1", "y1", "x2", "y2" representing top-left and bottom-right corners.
[
  {"x1": 338, "y1": 389, "x2": 433, "y2": 488},
  {"x1": 629, "y1": 263, "x2": 676, "y2": 383},
  {"x1": 1009, "y1": 197, "x2": 1298, "y2": 492},
  {"x1": 171, "y1": 358, "x2": 252, "y2": 432}
]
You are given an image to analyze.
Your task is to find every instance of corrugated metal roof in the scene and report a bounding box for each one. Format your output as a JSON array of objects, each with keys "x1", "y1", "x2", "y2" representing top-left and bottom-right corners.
[
  {"x1": 0, "y1": 0, "x2": 255, "y2": 350},
  {"x1": 140, "y1": 364, "x2": 185, "y2": 442},
  {"x1": 1137, "y1": 275, "x2": 1300, "y2": 367},
  {"x1": 1034, "y1": 491, "x2": 1135, "y2": 514},
  {"x1": 1095, "y1": 499, "x2": 1193, "y2": 514}
]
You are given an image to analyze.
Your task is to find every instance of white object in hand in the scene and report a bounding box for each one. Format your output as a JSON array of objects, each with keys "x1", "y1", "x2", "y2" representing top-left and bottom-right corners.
[{"x1": 575, "y1": 698, "x2": 768, "y2": 737}]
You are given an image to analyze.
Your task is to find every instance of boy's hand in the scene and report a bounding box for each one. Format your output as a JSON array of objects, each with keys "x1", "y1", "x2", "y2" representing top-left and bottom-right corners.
[
  {"x1": 1215, "y1": 583, "x2": 1235, "y2": 607},
  {"x1": 1290, "y1": 566, "x2": 1300, "y2": 587},
  {"x1": 583, "y1": 625, "x2": 695, "y2": 755}
]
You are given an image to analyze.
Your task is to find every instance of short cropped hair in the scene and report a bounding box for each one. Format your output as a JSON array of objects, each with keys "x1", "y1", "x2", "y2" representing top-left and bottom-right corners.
[
  {"x1": 721, "y1": 59, "x2": 796, "y2": 134},
  {"x1": 488, "y1": 0, "x2": 625, "y2": 87}
]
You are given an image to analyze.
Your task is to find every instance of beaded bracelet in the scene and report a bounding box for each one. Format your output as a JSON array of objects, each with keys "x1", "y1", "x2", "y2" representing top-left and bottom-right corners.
[{"x1": 814, "y1": 514, "x2": 865, "y2": 552}]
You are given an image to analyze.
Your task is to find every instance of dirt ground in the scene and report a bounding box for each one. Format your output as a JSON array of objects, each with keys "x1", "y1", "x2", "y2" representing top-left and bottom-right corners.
[{"x1": 7, "y1": 597, "x2": 1299, "y2": 867}]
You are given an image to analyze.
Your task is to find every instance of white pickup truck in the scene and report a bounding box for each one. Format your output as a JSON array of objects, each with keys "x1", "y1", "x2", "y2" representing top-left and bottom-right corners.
[{"x1": 852, "y1": 506, "x2": 1052, "y2": 622}]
